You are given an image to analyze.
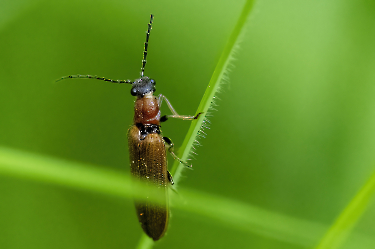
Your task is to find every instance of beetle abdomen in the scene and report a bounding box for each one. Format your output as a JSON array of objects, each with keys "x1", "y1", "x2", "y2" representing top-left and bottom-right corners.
[{"x1": 128, "y1": 125, "x2": 169, "y2": 241}]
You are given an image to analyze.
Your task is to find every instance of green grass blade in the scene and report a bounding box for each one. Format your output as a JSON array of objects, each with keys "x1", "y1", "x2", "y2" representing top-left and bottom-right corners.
[
  {"x1": 0, "y1": 146, "x2": 167, "y2": 205},
  {"x1": 1, "y1": 146, "x2": 375, "y2": 248},
  {"x1": 170, "y1": 0, "x2": 256, "y2": 183},
  {"x1": 0, "y1": 146, "x2": 132, "y2": 198},
  {"x1": 315, "y1": 169, "x2": 375, "y2": 249}
]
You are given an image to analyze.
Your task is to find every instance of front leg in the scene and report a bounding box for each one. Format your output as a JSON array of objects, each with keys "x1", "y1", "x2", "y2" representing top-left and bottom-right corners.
[{"x1": 158, "y1": 94, "x2": 203, "y2": 122}]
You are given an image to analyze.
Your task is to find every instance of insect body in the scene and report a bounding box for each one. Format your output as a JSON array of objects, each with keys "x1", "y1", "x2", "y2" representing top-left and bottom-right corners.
[
  {"x1": 57, "y1": 14, "x2": 201, "y2": 241},
  {"x1": 128, "y1": 77, "x2": 169, "y2": 240}
]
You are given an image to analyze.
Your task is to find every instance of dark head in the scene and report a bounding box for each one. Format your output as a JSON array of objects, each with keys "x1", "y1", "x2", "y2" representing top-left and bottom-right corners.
[{"x1": 131, "y1": 76, "x2": 156, "y2": 97}]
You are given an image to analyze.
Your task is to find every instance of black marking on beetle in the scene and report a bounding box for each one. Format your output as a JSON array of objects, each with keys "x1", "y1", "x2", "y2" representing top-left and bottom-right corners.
[{"x1": 136, "y1": 123, "x2": 161, "y2": 140}]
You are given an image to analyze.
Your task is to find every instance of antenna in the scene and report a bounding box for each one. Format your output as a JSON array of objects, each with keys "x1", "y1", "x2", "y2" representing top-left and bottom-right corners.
[
  {"x1": 56, "y1": 15, "x2": 154, "y2": 83},
  {"x1": 55, "y1": 74, "x2": 132, "y2": 83},
  {"x1": 141, "y1": 14, "x2": 154, "y2": 77}
]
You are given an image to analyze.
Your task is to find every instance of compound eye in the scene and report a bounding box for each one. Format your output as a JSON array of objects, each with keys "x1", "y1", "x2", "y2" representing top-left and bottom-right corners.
[
  {"x1": 150, "y1": 79, "x2": 156, "y2": 85},
  {"x1": 130, "y1": 88, "x2": 137, "y2": 96}
]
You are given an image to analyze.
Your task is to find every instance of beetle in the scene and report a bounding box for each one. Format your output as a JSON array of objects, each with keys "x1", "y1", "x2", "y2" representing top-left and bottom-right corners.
[{"x1": 57, "y1": 14, "x2": 202, "y2": 241}]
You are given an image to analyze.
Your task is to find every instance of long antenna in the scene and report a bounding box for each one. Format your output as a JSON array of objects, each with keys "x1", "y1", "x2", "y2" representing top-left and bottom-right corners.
[
  {"x1": 56, "y1": 15, "x2": 153, "y2": 83},
  {"x1": 56, "y1": 74, "x2": 132, "y2": 83},
  {"x1": 141, "y1": 14, "x2": 154, "y2": 77}
]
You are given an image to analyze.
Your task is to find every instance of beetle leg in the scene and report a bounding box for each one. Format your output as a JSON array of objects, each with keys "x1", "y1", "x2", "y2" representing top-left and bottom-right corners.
[
  {"x1": 167, "y1": 171, "x2": 174, "y2": 185},
  {"x1": 167, "y1": 172, "x2": 178, "y2": 194},
  {"x1": 158, "y1": 94, "x2": 203, "y2": 122},
  {"x1": 163, "y1": 136, "x2": 192, "y2": 168}
]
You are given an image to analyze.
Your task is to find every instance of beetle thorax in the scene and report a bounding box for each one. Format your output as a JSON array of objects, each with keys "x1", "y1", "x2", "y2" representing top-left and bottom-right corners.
[{"x1": 134, "y1": 95, "x2": 160, "y2": 125}]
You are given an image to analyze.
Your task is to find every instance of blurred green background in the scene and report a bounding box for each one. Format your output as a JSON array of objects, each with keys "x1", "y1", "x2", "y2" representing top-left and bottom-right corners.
[{"x1": 1, "y1": 0, "x2": 375, "y2": 248}]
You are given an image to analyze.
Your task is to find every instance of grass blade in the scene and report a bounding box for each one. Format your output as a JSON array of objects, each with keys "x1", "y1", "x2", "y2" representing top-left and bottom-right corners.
[
  {"x1": 170, "y1": 0, "x2": 256, "y2": 184},
  {"x1": 1, "y1": 146, "x2": 375, "y2": 248},
  {"x1": 315, "y1": 169, "x2": 375, "y2": 249}
]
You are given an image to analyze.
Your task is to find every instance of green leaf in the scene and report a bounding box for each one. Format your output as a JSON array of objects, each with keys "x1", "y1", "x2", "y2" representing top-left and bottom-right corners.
[
  {"x1": 170, "y1": 0, "x2": 256, "y2": 185},
  {"x1": 1, "y1": 146, "x2": 375, "y2": 248},
  {"x1": 315, "y1": 169, "x2": 375, "y2": 249}
]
